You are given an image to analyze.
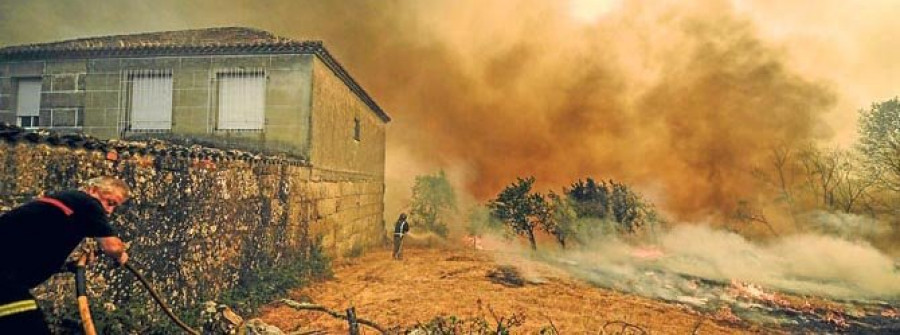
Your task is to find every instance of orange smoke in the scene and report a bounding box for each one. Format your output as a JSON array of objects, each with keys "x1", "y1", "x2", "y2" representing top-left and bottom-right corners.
[{"x1": 0, "y1": 0, "x2": 855, "y2": 220}]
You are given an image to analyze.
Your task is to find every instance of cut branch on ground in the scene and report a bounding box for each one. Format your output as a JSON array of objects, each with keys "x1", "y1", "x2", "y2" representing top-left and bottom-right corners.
[{"x1": 280, "y1": 299, "x2": 387, "y2": 334}]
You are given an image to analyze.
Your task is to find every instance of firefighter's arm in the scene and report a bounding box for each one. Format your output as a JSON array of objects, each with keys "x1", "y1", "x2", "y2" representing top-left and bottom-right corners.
[{"x1": 96, "y1": 236, "x2": 129, "y2": 265}]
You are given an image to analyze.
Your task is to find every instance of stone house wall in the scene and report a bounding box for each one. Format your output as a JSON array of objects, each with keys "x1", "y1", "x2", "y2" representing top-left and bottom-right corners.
[
  {"x1": 0, "y1": 53, "x2": 389, "y2": 176},
  {"x1": 310, "y1": 57, "x2": 386, "y2": 177},
  {"x1": 0, "y1": 55, "x2": 317, "y2": 157}
]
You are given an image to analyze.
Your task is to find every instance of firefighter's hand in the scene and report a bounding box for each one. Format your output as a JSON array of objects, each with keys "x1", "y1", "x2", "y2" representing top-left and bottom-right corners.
[
  {"x1": 116, "y1": 251, "x2": 129, "y2": 265},
  {"x1": 97, "y1": 236, "x2": 128, "y2": 265}
]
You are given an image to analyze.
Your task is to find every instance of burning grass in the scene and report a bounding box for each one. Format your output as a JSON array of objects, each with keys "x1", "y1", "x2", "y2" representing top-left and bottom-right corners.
[
  {"x1": 526, "y1": 225, "x2": 900, "y2": 334},
  {"x1": 257, "y1": 223, "x2": 899, "y2": 333},
  {"x1": 258, "y1": 246, "x2": 762, "y2": 334}
]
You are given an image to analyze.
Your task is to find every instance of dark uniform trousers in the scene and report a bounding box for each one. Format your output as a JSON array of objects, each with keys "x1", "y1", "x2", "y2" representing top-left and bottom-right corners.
[
  {"x1": 393, "y1": 234, "x2": 405, "y2": 259},
  {"x1": 0, "y1": 285, "x2": 52, "y2": 334}
]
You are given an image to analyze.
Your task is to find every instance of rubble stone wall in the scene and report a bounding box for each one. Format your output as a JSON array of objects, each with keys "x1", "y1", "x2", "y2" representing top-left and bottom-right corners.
[{"x1": 0, "y1": 135, "x2": 384, "y2": 323}]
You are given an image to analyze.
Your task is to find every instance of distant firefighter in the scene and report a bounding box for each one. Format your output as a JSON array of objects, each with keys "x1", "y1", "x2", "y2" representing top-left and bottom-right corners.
[{"x1": 392, "y1": 213, "x2": 410, "y2": 260}]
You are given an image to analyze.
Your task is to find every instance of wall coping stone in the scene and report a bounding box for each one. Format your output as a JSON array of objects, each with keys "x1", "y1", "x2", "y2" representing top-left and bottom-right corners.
[{"x1": 0, "y1": 123, "x2": 309, "y2": 166}]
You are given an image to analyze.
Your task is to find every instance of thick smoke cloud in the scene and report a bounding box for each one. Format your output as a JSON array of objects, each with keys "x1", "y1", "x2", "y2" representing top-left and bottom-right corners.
[
  {"x1": 512, "y1": 224, "x2": 900, "y2": 300},
  {"x1": 3, "y1": 0, "x2": 895, "y2": 221}
]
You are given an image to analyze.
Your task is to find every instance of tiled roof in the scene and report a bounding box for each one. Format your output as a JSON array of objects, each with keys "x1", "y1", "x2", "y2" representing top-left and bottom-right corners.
[
  {"x1": 0, "y1": 27, "x2": 390, "y2": 122},
  {"x1": 0, "y1": 27, "x2": 299, "y2": 54}
]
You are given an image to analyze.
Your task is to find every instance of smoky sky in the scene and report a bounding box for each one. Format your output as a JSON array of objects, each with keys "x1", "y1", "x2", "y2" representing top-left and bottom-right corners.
[{"x1": 3, "y1": 0, "x2": 895, "y2": 220}]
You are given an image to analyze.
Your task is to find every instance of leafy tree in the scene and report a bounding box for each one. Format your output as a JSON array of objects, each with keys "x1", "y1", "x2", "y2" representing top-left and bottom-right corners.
[
  {"x1": 610, "y1": 181, "x2": 641, "y2": 232},
  {"x1": 565, "y1": 178, "x2": 652, "y2": 233},
  {"x1": 409, "y1": 170, "x2": 457, "y2": 237},
  {"x1": 488, "y1": 177, "x2": 660, "y2": 250},
  {"x1": 566, "y1": 178, "x2": 610, "y2": 218},
  {"x1": 858, "y1": 97, "x2": 900, "y2": 192},
  {"x1": 539, "y1": 192, "x2": 577, "y2": 249},
  {"x1": 488, "y1": 177, "x2": 545, "y2": 250}
]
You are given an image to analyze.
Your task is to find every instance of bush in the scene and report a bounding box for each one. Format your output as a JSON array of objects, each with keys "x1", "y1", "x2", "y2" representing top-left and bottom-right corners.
[
  {"x1": 409, "y1": 310, "x2": 525, "y2": 335},
  {"x1": 410, "y1": 171, "x2": 458, "y2": 237},
  {"x1": 220, "y1": 242, "x2": 332, "y2": 316}
]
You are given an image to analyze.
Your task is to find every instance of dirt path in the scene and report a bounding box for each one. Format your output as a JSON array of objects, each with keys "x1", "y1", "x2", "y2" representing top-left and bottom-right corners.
[{"x1": 259, "y1": 245, "x2": 764, "y2": 334}]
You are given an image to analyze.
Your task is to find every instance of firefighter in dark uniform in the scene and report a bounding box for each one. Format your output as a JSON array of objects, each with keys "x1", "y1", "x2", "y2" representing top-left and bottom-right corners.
[
  {"x1": 392, "y1": 213, "x2": 410, "y2": 260},
  {"x1": 0, "y1": 176, "x2": 131, "y2": 334}
]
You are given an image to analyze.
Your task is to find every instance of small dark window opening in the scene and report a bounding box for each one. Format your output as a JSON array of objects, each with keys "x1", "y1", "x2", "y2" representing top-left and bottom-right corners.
[
  {"x1": 353, "y1": 117, "x2": 361, "y2": 141},
  {"x1": 19, "y1": 116, "x2": 39, "y2": 128}
]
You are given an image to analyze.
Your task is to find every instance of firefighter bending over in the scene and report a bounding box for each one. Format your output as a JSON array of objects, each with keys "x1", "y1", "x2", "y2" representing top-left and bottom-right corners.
[{"x1": 0, "y1": 176, "x2": 131, "y2": 334}]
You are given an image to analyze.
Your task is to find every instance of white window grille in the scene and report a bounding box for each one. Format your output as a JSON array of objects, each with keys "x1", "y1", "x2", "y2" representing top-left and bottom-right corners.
[
  {"x1": 16, "y1": 78, "x2": 41, "y2": 128},
  {"x1": 217, "y1": 69, "x2": 265, "y2": 130},
  {"x1": 127, "y1": 69, "x2": 173, "y2": 131}
]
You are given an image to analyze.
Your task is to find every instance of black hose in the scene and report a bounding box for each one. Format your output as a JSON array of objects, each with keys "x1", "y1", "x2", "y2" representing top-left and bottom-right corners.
[
  {"x1": 122, "y1": 262, "x2": 201, "y2": 335},
  {"x1": 75, "y1": 264, "x2": 87, "y2": 297}
]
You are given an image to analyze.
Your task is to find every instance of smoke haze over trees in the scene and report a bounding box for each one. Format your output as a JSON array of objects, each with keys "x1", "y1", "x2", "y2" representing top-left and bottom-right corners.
[
  {"x1": 409, "y1": 171, "x2": 457, "y2": 237},
  {"x1": 4, "y1": 0, "x2": 899, "y2": 223}
]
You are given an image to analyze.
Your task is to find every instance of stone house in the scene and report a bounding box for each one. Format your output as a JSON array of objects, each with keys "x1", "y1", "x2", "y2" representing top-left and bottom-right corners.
[
  {"x1": 0, "y1": 28, "x2": 389, "y2": 251},
  {"x1": 0, "y1": 26, "x2": 389, "y2": 178}
]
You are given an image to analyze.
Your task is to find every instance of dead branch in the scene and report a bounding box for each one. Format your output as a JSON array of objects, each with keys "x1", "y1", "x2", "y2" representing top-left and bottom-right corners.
[
  {"x1": 281, "y1": 299, "x2": 387, "y2": 334},
  {"x1": 691, "y1": 316, "x2": 705, "y2": 335},
  {"x1": 487, "y1": 305, "x2": 525, "y2": 333},
  {"x1": 543, "y1": 315, "x2": 559, "y2": 335},
  {"x1": 601, "y1": 320, "x2": 648, "y2": 335}
]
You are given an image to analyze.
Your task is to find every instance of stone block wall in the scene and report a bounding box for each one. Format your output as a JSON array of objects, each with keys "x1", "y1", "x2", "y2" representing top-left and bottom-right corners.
[
  {"x1": 0, "y1": 127, "x2": 384, "y2": 323},
  {"x1": 1, "y1": 54, "x2": 316, "y2": 158},
  {"x1": 310, "y1": 58, "x2": 386, "y2": 177},
  {"x1": 0, "y1": 60, "x2": 87, "y2": 130}
]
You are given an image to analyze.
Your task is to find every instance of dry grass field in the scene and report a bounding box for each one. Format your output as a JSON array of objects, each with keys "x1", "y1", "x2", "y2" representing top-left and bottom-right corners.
[{"x1": 258, "y1": 245, "x2": 772, "y2": 334}]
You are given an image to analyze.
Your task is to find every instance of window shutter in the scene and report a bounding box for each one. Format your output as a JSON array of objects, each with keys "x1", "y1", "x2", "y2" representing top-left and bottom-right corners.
[
  {"x1": 218, "y1": 71, "x2": 265, "y2": 130},
  {"x1": 16, "y1": 78, "x2": 41, "y2": 117},
  {"x1": 130, "y1": 70, "x2": 173, "y2": 130}
]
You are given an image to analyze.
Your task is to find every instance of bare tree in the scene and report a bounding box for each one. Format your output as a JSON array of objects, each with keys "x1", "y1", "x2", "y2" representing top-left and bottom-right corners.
[{"x1": 751, "y1": 144, "x2": 803, "y2": 227}]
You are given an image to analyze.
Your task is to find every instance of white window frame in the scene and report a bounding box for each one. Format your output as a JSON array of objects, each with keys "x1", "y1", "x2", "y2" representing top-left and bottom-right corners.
[
  {"x1": 216, "y1": 69, "x2": 266, "y2": 131},
  {"x1": 15, "y1": 78, "x2": 42, "y2": 129},
  {"x1": 126, "y1": 69, "x2": 173, "y2": 131}
]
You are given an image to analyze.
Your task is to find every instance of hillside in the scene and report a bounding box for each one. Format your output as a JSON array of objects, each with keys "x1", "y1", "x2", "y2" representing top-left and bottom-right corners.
[{"x1": 258, "y1": 244, "x2": 765, "y2": 334}]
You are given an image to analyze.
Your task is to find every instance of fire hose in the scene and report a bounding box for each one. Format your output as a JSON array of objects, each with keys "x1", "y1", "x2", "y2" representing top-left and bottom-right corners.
[
  {"x1": 122, "y1": 261, "x2": 200, "y2": 335},
  {"x1": 73, "y1": 253, "x2": 200, "y2": 335},
  {"x1": 74, "y1": 254, "x2": 97, "y2": 335}
]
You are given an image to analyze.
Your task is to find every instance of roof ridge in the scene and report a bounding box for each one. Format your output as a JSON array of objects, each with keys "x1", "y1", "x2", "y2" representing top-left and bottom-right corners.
[{"x1": 0, "y1": 27, "x2": 295, "y2": 52}]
